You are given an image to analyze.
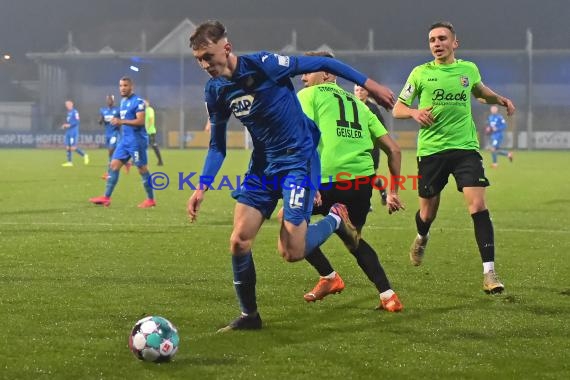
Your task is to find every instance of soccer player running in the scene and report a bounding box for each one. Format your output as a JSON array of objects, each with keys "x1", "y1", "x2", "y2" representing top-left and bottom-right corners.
[
  {"x1": 186, "y1": 20, "x2": 395, "y2": 331},
  {"x1": 487, "y1": 105, "x2": 513, "y2": 168},
  {"x1": 61, "y1": 100, "x2": 88, "y2": 167},
  {"x1": 89, "y1": 77, "x2": 156, "y2": 208},
  {"x1": 144, "y1": 99, "x2": 164, "y2": 166},
  {"x1": 392, "y1": 21, "x2": 515, "y2": 294},
  {"x1": 98, "y1": 94, "x2": 121, "y2": 179},
  {"x1": 297, "y1": 51, "x2": 405, "y2": 312},
  {"x1": 354, "y1": 84, "x2": 388, "y2": 206}
]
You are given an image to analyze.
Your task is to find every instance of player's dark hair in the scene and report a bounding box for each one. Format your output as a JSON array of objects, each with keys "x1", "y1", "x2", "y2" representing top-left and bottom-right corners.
[
  {"x1": 120, "y1": 76, "x2": 133, "y2": 84},
  {"x1": 190, "y1": 20, "x2": 227, "y2": 50},
  {"x1": 304, "y1": 50, "x2": 335, "y2": 58},
  {"x1": 429, "y1": 21, "x2": 456, "y2": 36}
]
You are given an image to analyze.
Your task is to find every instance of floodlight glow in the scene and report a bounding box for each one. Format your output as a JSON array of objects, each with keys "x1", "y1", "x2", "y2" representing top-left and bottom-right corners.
[
  {"x1": 129, "y1": 65, "x2": 139, "y2": 72},
  {"x1": 3, "y1": 54, "x2": 10, "y2": 60}
]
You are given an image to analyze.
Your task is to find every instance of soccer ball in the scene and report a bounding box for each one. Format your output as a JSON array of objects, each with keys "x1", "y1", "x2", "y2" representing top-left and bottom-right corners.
[{"x1": 129, "y1": 316, "x2": 180, "y2": 362}]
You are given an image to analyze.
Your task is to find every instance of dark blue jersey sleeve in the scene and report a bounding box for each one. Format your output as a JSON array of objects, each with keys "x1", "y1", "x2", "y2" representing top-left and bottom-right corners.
[
  {"x1": 201, "y1": 121, "x2": 227, "y2": 184},
  {"x1": 256, "y1": 52, "x2": 368, "y2": 86},
  {"x1": 69, "y1": 110, "x2": 80, "y2": 128},
  {"x1": 201, "y1": 83, "x2": 231, "y2": 182}
]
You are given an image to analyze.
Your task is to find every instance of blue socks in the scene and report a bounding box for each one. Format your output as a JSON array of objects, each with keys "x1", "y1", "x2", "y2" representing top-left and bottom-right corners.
[
  {"x1": 75, "y1": 148, "x2": 85, "y2": 157},
  {"x1": 141, "y1": 172, "x2": 154, "y2": 200},
  {"x1": 232, "y1": 252, "x2": 257, "y2": 314},
  {"x1": 66, "y1": 150, "x2": 72, "y2": 162},
  {"x1": 304, "y1": 215, "x2": 337, "y2": 256},
  {"x1": 105, "y1": 169, "x2": 119, "y2": 197}
]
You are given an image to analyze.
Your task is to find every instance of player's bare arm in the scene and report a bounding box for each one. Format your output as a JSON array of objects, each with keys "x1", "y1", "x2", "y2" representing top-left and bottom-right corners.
[
  {"x1": 472, "y1": 82, "x2": 516, "y2": 116},
  {"x1": 377, "y1": 134, "x2": 405, "y2": 214},
  {"x1": 362, "y1": 78, "x2": 395, "y2": 110},
  {"x1": 393, "y1": 101, "x2": 434, "y2": 126}
]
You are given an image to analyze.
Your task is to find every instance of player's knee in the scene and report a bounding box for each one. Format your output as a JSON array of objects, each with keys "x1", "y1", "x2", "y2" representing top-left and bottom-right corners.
[
  {"x1": 419, "y1": 210, "x2": 437, "y2": 223},
  {"x1": 468, "y1": 201, "x2": 487, "y2": 214},
  {"x1": 279, "y1": 248, "x2": 303, "y2": 262},
  {"x1": 230, "y1": 233, "x2": 253, "y2": 254}
]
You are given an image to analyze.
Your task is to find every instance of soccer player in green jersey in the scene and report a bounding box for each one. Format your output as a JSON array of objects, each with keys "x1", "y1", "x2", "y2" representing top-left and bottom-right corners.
[
  {"x1": 392, "y1": 22, "x2": 516, "y2": 294},
  {"x1": 296, "y1": 51, "x2": 405, "y2": 311},
  {"x1": 144, "y1": 100, "x2": 164, "y2": 166}
]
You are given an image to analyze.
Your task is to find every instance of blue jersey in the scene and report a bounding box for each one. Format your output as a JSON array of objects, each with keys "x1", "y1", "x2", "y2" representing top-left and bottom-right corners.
[
  {"x1": 100, "y1": 106, "x2": 120, "y2": 136},
  {"x1": 488, "y1": 113, "x2": 507, "y2": 139},
  {"x1": 203, "y1": 52, "x2": 368, "y2": 179},
  {"x1": 66, "y1": 108, "x2": 80, "y2": 130},
  {"x1": 119, "y1": 94, "x2": 147, "y2": 146}
]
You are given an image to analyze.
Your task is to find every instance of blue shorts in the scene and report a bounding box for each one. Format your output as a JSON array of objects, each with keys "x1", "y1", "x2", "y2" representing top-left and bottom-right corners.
[
  {"x1": 112, "y1": 142, "x2": 148, "y2": 167},
  {"x1": 106, "y1": 130, "x2": 121, "y2": 149},
  {"x1": 231, "y1": 151, "x2": 321, "y2": 226},
  {"x1": 64, "y1": 129, "x2": 78, "y2": 147},
  {"x1": 491, "y1": 136, "x2": 503, "y2": 148}
]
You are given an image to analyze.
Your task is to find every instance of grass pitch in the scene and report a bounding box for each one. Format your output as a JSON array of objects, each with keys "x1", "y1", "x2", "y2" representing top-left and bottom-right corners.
[{"x1": 0, "y1": 149, "x2": 568, "y2": 379}]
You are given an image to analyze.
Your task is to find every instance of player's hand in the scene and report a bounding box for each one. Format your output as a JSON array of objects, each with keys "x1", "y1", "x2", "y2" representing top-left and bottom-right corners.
[
  {"x1": 386, "y1": 192, "x2": 405, "y2": 215},
  {"x1": 503, "y1": 98, "x2": 516, "y2": 116},
  {"x1": 187, "y1": 189, "x2": 206, "y2": 223},
  {"x1": 110, "y1": 117, "x2": 121, "y2": 126},
  {"x1": 313, "y1": 191, "x2": 322, "y2": 207},
  {"x1": 363, "y1": 78, "x2": 395, "y2": 110},
  {"x1": 412, "y1": 107, "x2": 434, "y2": 127}
]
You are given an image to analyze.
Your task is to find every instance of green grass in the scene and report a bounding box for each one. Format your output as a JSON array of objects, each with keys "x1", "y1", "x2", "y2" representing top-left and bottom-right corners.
[{"x1": 0, "y1": 149, "x2": 569, "y2": 379}]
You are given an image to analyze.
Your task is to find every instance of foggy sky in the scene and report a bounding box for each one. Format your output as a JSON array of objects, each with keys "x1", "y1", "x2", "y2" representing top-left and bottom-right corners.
[{"x1": 1, "y1": 0, "x2": 569, "y2": 60}]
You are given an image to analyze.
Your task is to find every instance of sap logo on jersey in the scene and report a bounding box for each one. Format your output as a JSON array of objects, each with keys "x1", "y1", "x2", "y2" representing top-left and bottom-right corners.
[{"x1": 230, "y1": 95, "x2": 254, "y2": 117}]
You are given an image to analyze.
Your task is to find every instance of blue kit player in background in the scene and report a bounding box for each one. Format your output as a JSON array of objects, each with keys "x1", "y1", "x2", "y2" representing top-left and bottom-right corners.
[
  {"x1": 186, "y1": 20, "x2": 396, "y2": 332},
  {"x1": 487, "y1": 105, "x2": 513, "y2": 168},
  {"x1": 89, "y1": 76, "x2": 156, "y2": 208},
  {"x1": 61, "y1": 100, "x2": 88, "y2": 167},
  {"x1": 98, "y1": 94, "x2": 122, "y2": 179}
]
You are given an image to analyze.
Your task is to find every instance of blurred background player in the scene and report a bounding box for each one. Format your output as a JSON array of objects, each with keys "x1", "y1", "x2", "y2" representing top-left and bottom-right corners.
[
  {"x1": 144, "y1": 99, "x2": 164, "y2": 166},
  {"x1": 296, "y1": 51, "x2": 404, "y2": 312},
  {"x1": 487, "y1": 105, "x2": 513, "y2": 168},
  {"x1": 61, "y1": 100, "x2": 88, "y2": 167},
  {"x1": 393, "y1": 21, "x2": 515, "y2": 294},
  {"x1": 89, "y1": 76, "x2": 155, "y2": 208},
  {"x1": 98, "y1": 94, "x2": 122, "y2": 179}
]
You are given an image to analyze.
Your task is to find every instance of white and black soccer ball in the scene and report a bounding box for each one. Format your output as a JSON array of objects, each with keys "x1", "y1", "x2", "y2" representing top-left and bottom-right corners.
[{"x1": 129, "y1": 316, "x2": 180, "y2": 362}]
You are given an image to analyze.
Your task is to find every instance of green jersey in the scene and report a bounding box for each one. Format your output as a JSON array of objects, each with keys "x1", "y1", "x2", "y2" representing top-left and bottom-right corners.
[
  {"x1": 398, "y1": 59, "x2": 481, "y2": 157},
  {"x1": 297, "y1": 82, "x2": 387, "y2": 181},
  {"x1": 145, "y1": 106, "x2": 156, "y2": 134}
]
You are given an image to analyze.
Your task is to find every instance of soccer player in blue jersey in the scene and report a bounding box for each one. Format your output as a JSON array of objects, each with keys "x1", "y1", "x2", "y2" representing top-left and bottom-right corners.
[
  {"x1": 89, "y1": 77, "x2": 155, "y2": 208},
  {"x1": 61, "y1": 100, "x2": 88, "y2": 167},
  {"x1": 186, "y1": 20, "x2": 395, "y2": 332},
  {"x1": 487, "y1": 105, "x2": 513, "y2": 167},
  {"x1": 98, "y1": 94, "x2": 121, "y2": 179}
]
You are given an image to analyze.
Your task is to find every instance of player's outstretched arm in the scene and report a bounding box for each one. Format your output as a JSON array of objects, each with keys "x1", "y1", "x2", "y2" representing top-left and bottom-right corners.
[
  {"x1": 362, "y1": 78, "x2": 395, "y2": 110},
  {"x1": 292, "y1": 55, "x2": 394, "y2": 109},
  {"x1": 472, "y1": 82, "x2": 516, "y2": 116}
]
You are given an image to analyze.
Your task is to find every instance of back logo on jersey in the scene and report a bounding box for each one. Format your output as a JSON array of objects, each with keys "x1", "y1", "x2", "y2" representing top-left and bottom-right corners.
[{"x1": 230, "y1": 95, "x2": 254, "y2": 117}]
